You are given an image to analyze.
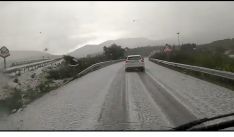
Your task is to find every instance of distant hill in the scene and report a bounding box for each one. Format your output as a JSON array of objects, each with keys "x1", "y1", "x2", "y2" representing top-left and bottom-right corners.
[
  {"x1": 98, "y1": 37, "x2": 163, "y2": 49},
  {"x1": 0, "y1": 50, "x2": 60, "y2": 68},
  {"x1": 198, "y1": 38, "x2": 234, "y2": 57},
  {"x1": 199, "y1": 38, "x2": 234, "y2": 50},
  {"x1": 69, "y1": 44, "x2": 103, "y2": 58},
  {"x1": 69, "y1": 37, "x2": 164, "y2": 58}
]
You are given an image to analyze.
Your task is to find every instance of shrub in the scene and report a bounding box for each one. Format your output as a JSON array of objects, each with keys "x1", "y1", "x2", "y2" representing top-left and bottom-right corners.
[
  {"x1": 31, "y1": 73, "x2": 36, "y2": 78},
  {"x1": 37, "y1": 80, "x2": 53, "y2": 93},
  {"x1": 3, "y1": 89, "x2": 23, "y2": 110},
  {"x1": 17, "y1": 71, "x2": 21, "y2": 76},
  {"x1": 13, "y1": 78, "x2": 19, "y2": 83}
]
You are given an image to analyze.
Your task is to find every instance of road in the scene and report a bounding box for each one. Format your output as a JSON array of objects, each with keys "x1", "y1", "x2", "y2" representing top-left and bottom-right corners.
[{"x1": 1, "y1": 59, "x2": 234, "y2": 130}]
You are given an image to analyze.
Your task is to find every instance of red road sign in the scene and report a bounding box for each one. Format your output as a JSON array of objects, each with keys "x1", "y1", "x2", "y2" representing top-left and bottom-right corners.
[
  {"x1": 0, "y1": 46, "x2": 10, "y2": 58},
  {"x1": 164, "y1": 46, "x2": 172, "y2": 53}
]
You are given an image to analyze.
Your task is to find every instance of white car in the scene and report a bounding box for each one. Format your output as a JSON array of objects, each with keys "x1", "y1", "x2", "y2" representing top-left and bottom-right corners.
[{"x1": 125, "y1": 55, "x2": 145, "y2": 72}]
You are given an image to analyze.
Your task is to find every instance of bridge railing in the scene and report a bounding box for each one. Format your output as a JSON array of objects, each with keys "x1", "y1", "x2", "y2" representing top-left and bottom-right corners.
[
  {"x1": 149, "y1": 58, "x2": 234, "y2": 80},
  {"x1": 4, "y1": 58, "x2": 62, "y2": 74},
  {"x1": 10, "y1": 58, "x2": 50, "y2": 67}
]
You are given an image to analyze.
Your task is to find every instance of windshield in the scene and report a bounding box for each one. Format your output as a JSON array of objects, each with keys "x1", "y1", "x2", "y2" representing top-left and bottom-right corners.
[
  {"x1": 0, "y1": 1, "x2": 234, "y2": 132},
  {"x1": 127, "y1": 56, "x2": 142, "y2": 60}
]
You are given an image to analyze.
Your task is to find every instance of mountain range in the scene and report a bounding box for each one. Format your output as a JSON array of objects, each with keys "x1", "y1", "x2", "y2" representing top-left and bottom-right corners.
[{"x1": 69, "y1": 37, "x2": 164, "y2": 58}]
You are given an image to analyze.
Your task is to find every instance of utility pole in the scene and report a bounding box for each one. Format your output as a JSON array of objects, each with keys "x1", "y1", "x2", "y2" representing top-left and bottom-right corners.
[{"x1": 177, "y1": 32, "x2": 181, "y2": 46}]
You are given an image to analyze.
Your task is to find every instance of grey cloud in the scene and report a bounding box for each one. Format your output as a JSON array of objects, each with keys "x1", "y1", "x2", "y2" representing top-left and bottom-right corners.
[{"x1": 0, "y1": 1, "x2": 234, "y2": 54}]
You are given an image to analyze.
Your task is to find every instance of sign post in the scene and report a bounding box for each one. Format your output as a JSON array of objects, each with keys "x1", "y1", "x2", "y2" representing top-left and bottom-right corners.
[
  {"x1": 0, "y1": 46, "x2": 10, "y2": 69},
  {"x1": 4, "y1": 57, "x2": 6, "y2": 69}
]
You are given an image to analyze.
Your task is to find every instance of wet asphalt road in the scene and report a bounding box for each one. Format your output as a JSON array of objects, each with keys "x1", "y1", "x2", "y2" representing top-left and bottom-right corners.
[{"x1": 1, "y1": 59, "x2": 233, "y2": 130}]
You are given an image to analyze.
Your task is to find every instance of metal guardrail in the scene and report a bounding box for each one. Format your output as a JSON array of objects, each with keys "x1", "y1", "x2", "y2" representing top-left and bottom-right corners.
[
  {"x1": 149, "y1": 58, "x2": 234, "y2": 80},
  {"x1": 76, "y1": 59, "x2": 124, "y2": 78},
  {"x1": 4, "y1": 58, "x2": 62, "y2": 74},
  {"x1": 53, "y1": 59, "x2": 124, "y2": 86}
]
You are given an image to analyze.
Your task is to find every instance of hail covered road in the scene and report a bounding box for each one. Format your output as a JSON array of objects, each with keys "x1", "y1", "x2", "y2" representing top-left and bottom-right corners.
[{"x1": 1, "y1": 59, "x2": 234, "y2": 130}]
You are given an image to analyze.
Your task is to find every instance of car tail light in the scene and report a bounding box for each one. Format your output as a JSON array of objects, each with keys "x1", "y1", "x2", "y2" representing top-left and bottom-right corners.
[
  {"x1": 125, "y1": 60, "x2": 128, "y2": 63},
  {"x1": 141, "y1": 58, "x2": 144, "y2": 62}
]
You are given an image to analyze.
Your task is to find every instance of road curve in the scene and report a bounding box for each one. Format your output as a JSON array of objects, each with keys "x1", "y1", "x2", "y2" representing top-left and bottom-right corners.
[{"x1": 1, "y1": 59, "x2": 234, "y2": 130}]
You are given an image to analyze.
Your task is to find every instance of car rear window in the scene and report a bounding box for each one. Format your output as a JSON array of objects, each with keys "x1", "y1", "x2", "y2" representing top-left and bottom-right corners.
[{"x1": 127, "y1": 56, "x2": 141, "y2": 60}]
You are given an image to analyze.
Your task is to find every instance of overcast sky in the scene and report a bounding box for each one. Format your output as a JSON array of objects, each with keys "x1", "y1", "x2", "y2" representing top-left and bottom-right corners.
[{"x1": 1, "y1": 1, "x2": 234, "y2": 55}]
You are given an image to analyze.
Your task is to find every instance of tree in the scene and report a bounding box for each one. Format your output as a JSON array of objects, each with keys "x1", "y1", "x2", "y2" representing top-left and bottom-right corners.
[
  {"x1": 103, "y1": 44, "x2": 125, "y2": 60},
  {"x1": 181, "y1": 43, "x2": 197, "y2": 52}
]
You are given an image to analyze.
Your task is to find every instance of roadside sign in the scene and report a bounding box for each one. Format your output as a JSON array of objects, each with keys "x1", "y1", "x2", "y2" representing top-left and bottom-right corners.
[
  {"x1": 0, "y1": 46, "x2": 10, "y2": 58},
  {"x1": 0, "y1": 46, "x2": 10, "y2": 69}
]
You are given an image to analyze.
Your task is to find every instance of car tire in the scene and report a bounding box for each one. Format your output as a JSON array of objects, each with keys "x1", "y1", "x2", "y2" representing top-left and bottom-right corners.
[
  {"x1": 125, "y1": 68, "x2": 129, "y2": 72},
  {"x1": 141, "y1": 67, "x2": 145, "y2": 72}
]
